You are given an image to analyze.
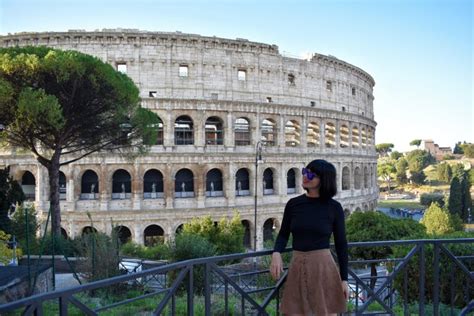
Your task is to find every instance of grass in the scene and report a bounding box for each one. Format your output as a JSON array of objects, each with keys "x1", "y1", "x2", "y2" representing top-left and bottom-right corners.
[{"x1": 377, "y1": 199, "x2": 424, "y2": 210}]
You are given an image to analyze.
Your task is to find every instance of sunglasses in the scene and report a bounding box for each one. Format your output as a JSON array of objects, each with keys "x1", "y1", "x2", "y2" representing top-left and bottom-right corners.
[{"x1": 302, "y1": 168, "x2": 319, "y2": 180}]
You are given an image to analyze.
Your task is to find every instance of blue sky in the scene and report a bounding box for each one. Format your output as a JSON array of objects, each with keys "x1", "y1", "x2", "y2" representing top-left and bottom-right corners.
[{"x1": 1, "y1": 0, "x2": 472, "y2": 152}]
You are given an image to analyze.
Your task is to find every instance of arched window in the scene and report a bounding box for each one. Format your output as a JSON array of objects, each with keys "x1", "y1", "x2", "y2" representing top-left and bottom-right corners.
[
  {"x1": 60, "y1": 228, "x2": 68, "y2": 239},
  {"x1": 241, "y1": 220, "x2": 251, "y2": 249},
  {"x1": 112, "y1": 169, "x2": 131, "y2": 199},
  {"x1": 261, "y1": 119, "x2": 276, "y2": 146},
  {"x1": 21, "y1": 171, "x2": 36, "y2": 200},
  {"x1": 367, "y1": 128, "x2": 373, "y2": 148},
  {"x1": 82, "y1": 226, "x2": 98, "y2": 236},
  {"x1": 144, "y1": 169, "x2": 164, "y2": 198},
  {"x1": 205, "y1": 117, "x2": 224, "y2": 145},
  {"x1": 235, "y1": 168, "x2": 250, "y2": 196},
  {"x1": 81, "y1": 170, "x2": 99, "y2": 200},
  {"x1": 340, "y1": 124, "x2": 349, "y2": 148},
  {"x1": 263, "y1": 218, "x2": 277, "y2": 242},
  {"x1": 144, "y1": 117, "x2": 164, "y2": 145},
  {"x1": 352, "y1": 126, "x2": 360, "y2": 148},
  {"x1": 342, "y1": 167, "x2": 350, "y2": 190},
  {"x1": 361, "y1": 127, "x2": 367, "y2": 148},
  {"x1": 175, "y1": 115, "x2": 194, "y2": 145},
  {"x1": 325, "y1": 122, "x2": 336, "y2": 148},
  {"x1": 234, "y1": 118, "x2": 251, "y2": 146},
  {"x1": 59, "y1": 171, "x2": 67, "y2": 200},
  {"x1": 285, "y1": 120, "x2": 300, "y2": 147},
  {"x1": 307, "y1": 122, "x2": 320, "y2": 147},
  {"x1": 263, "y1": 168, "x2": 274, "y2": 195},
  {"x1": 113, "y1": 226, "x2": 132, "y2": 245},
  {"x1": 287, "y1": 169, "x2": 296, "y2": 194},
  {"x1": 144, "y1": 225, "x2": 164, "y2": 246},
  {"x1": 354, "y1": 167, "x2": 362, "y2": 190},
  {"x1": 175, "y1": 169, "x2": 194, "y2": 198},
  {"x1": 206, "y1": 168, "x2": 223, "y2": 197}
]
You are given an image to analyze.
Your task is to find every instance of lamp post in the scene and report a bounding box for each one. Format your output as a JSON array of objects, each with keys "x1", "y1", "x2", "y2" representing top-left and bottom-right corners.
[{"x1": 254, "y1": 141, "x2": 264, "y2": 251}]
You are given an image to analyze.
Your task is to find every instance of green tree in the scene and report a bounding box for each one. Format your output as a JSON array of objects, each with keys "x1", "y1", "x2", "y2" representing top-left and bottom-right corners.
[
  {"x1": 0, "y1": 167, "x2": 25, "y2": 233},
  {"x1": 390, "y1": 151, "x2": 403, "y2": 161},
  {"x1": 395, "y1": 158, "x2": 408, "y2": 185},
  {"x1": 10, "y1": 204, "x2": 38, "y2": 251},
  {"x1": 409, "y1": 139, "x2": 422, "y2": 148},
  {"x1": 460, "y1": 143, "x2": 474, "y2": 158},
  {"x1": 409, "y1": 170, "x2": 426, "y2": 185},
  {"x1": 436, "y1": 163, "x2": 452, "y2": 183},
  {"x1": 375, "y1": 143, "x2": 394, "y2": 157},
  {"x1": 448, "y1": 176, "x2": 462, "y2": 217},
  {"x1": 448, "y1": 168, "x2": 472, "y2": 222},
  {"x1": 453, "y1": 141, "x2": 464, "y2": 154},
  {"x1": 0, "y1": 47, "x2": 160, "y2": 234},
  {"x1": 420, "y1": 203, "x2": 456, "y2": 235},
  {"x1": 346, "y1": 211, "x2": 425, "y2": 289},
  {"x1": 420, "y1": 193, "x2": 445, "y2": 207},
  {"x1": 406, "y1": 149, "x2": 435, "y2": 172},
  {"x1": 377, "y1": 159, "x2": 396, "y2": 192}
]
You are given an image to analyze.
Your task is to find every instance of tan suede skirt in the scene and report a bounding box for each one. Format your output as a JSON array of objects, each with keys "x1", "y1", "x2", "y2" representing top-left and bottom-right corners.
[{"x1": 280, "y1": 249, "x2": 347, "y2": 315}]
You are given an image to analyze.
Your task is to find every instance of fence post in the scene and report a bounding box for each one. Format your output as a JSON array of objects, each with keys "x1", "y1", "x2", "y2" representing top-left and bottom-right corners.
[
  {"x1": 433, "y1": 242, "x2": 440, "y2": 316},
  {"x1": 419, "y1": 242, "x2": 425, "y2": 315}
]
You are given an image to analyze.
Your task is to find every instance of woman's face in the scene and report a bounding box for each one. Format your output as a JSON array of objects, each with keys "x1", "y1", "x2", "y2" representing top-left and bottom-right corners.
[{"x1": 302, "y1": 168, "x2": 320, "y2": 190}]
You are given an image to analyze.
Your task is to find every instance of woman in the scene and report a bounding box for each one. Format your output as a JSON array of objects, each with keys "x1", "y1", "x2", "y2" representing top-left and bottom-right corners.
[{"x1": 270, "y1": 159, "x2": 348, "y2": 315}]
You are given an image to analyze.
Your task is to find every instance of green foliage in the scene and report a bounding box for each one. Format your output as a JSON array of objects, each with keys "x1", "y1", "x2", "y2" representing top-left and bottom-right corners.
[
  {"x1": 448, "y1": 167, "x2": 472, "y2": 222},
  {"x1": 120, "y1": 241, "x2": 170, "y2": 260},
  {"x1": 10, "y1": 204, "x2": 38, "y2": 251},
  {"x1": 394, "y1": 158, "x2": 408, "y2": 185},
  {"x1": 409, "y1": 170, "x2": 426, "y2": 185},
  {"x1": 436, "y1": 162, "x2": 452, "y2": 183},
  {"x1": 419, "y1": 193, "x2": 445, "y2": 207},
  {"x1": 406, "y1": 149, "x2": 435, "y2": 172},
  {"x1": 420, "y1": 203, "x2": 459, "y2": 235},
  {"x1": 0, "y1": 167, "x2": 25, "y2": 233},
  {"x1": 460, "y1": 143, "x2": 474, "y2": 158},
  {"x1": 392, "y1": 231, "x2": 474, "y2": 308},
  {"x1": 375, "y1": 143, "x2": 394, "y2": 156},
  {"x1": 377, "y1": 158, "x2": 396, "y2": 191},
  {"x1": 182, "y1": 212, "x2": 245, "y2": 256},
  {"x1": 0, "y1": 230, "x2": 22, "y2": 265},
  {"x1": 409, "y1": 139, "x2": 422, "y2": 147},
  {"x1": 453, "y1": 141, "x2": 464, "y2": 154},
  {"x1": 389, "y1": 150, "x2": 403, "y2": 161}
]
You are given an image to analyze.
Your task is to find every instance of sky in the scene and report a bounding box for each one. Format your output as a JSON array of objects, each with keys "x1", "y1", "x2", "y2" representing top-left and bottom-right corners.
[{"x1": 0, "y1": 0, "x2": 472, "y2": 152}]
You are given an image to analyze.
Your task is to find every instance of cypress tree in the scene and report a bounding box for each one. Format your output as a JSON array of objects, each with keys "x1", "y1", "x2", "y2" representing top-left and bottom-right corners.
[{"x1": 448, "y1": 176, "x2": 463, "y2": 217}]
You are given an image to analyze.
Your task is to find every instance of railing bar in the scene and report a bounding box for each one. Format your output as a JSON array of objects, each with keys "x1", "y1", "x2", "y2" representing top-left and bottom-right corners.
[
  {"x1": 241, "y1": 294, "x2": 245, "y2": 316},
  {"x1": 171, "y1": 294, "x2": 175, "y2": 316},
  {"x1": 450, "y1": 260, "x2": 455, "y2": 316},
  {"x1": 95, "y1": 288, "x2": 169, "y2": 312},
  {"x1": 225, "y1": 279, "x2": 229, "y2": 316},
  {"x1": 154, "y1": 266, "x2": 190, "y2": 314},
  {"x1": 403, "y1": 268, "x2": 408, "y2": 316},
  {"x1": 187, "y1": 265, "x2": 193, "y2": 316},
  {"x1": 69, "y1": 296, "x2": 97, "y2": 315},
  {"x1": 204, "y1": 263, "x2": 211, "y2": 315},
  {"x1": 439, "y1": 244, "x2": 474, "y2": 279},
  {"x1": 21, "y1": 303, "x2": 37, "y2": 316},
  {"x1": 434, "y1": 243, "x2": 440, "y2": 316},
  {"x1": 419, "y1": 244, "x2": 425, "y2": 315}
]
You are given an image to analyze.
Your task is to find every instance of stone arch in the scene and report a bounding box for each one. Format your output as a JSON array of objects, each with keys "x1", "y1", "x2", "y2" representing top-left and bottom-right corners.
[
  {"x1": 287, "y1": 168, "x2": 296, "y2": 194},
  {"x1": 234, "y1": 117, "x2": 251, "y2": 146},
  {"x1": 342, "y1": 166, "x2": 350, "y2": 190},
  {"x1": 59, "y1": 171, "x2": 67, "y2": 200},
  {"x1": 175, "y1": 224, "x2": 184, "y2": 235},
  {"x1": 235, "y1": 168, "x2": 250, "y2": 196},
  {"x1": 205, "y1": 116, "x2": 224, "y2": 145},
  {"x1": 21, "y1": 171, "x2": 36, "y2": 200},
  {"x1": 285, "y1": 120, "x2": 301, "y2": 147},
  {"x1": 144, "y1": 224, "x2": 165, "y2": 246},
  {"x1": 263, "y1": 168, "x2": 275, "y2": 195},
  {"x1": 241, "y1": 220, "x2": 251, "y2": 248},
  {"x1": 81, "y1": 169, "x2": 99, "y2": 199},
  {"x1": 175, "y1": 168, "x2": 194, "y2": 198},
  {"x1": 324, "y1": 122, "x2": 336, "y2": 148},
  {"x1": 340, "y1": 124, "x2": 349, "y2": 148},
  {"x1": 175, "y1": 115, "x2": 194, "y2": 145},
  {"x1": 307, "y1": 121, "x2": 320, "y2": 147},
  {"x1": 113, "y1": 225, "x2": 132, "y2": 244},
  {"x1": 261, "y1": 118, "x2": 277, "y2": 146},
  {"x1": 263, "y1": 218, "x2": 278, "y2": 243},
  {"x1": 206, "y1": 168, "x2": 223, "y2": 197},
  {"x1": 143, "y1": 169, "x2": 164, "y2": 198},
  {"x1": 355, "y1": 207, "x2": 362, "y2": 212},
  {"x1": 112, "y1": 169, "x2": 132, "y2": 199},
  {"x1": 352, "y1": 126, "x2": 360, "y2": 148},
  {"x1": 364, "y1": 166, "x2": 369, "y2": 189},
  {"x1": 354, "y1": 167, "x2": 362, "y2": 190},
  {"x1": 60, "y1": 227, "x2": 68, "y2": 239},
  {"x1": 361, "y1": 127, "x2": 367, "y2": 148},
  {"x1": 82, "y1": 226, "x2": 98, "y2": 236}
]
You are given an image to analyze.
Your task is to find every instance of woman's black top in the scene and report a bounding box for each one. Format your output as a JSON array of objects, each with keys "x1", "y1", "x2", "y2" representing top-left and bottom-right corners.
[{"x1": 273, "y1": 194, "x2": 348, "y2": 281}]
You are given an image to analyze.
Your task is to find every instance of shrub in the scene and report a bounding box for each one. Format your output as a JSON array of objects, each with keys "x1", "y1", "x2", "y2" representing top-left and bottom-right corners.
[
  {"x1": 121, "y1": 241, "x2": 170, "y2": 260},
  {"x1": 420, "y1": 203, "x2": 459, "y2": 235}
]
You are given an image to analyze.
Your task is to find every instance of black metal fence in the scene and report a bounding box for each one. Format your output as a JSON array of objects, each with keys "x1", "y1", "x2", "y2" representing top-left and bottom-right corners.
[{"x1": 0, "y1": 238, "x2": 472, "y2": 315}]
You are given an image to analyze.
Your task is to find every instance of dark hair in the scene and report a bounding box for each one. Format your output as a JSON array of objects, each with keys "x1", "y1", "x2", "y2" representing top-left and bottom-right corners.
[{"x1": 305, "y1": 159, "x2": 337, "y2": 200}]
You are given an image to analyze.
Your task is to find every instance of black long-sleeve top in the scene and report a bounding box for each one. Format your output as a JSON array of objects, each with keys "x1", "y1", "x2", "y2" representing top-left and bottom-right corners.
[{"x1": 273, "y1": 194, "x2": 349, "y2": 281}]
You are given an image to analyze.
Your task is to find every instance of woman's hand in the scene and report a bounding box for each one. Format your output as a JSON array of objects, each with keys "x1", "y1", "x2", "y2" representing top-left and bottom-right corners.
[
  {"x1": 341, "y1": 280, "x2": 349, "y2": 300},
  {"x1": 270, "y1": 252, "x2": 284, "y2": 280}
]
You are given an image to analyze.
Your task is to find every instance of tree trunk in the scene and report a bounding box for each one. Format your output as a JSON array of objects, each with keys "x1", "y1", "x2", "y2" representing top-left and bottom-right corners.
[
  {"x1": 47, "y1": 152, "x2": 61, "y2": 236},
  {"x1": 370, "y1": 263, "x2": 378, "y2": 290}
]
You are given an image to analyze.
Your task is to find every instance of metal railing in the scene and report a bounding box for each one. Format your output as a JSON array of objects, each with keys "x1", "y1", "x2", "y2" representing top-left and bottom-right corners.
[{"x1": 0, "y1": 238, "x2": 472, "y2": 315}]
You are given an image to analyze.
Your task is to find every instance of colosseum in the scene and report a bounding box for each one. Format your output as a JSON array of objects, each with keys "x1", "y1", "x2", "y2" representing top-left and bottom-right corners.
[{"x1": 0, "y1": 29, "x2": 378, "y2": 249}]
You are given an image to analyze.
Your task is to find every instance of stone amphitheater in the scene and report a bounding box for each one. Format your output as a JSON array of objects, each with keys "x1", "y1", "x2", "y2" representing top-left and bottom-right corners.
[{"x1": 0, "y1": 29, "x2": 378, "y2": 249}]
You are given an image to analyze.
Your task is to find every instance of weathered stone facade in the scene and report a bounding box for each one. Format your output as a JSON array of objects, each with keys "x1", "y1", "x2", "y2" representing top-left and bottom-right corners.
[{"x1": 0, "y1": 30, "x2": 378, "y2": 249}]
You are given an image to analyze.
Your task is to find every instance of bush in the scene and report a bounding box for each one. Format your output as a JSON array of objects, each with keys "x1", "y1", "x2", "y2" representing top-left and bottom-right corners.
[
  {"x1": 420, "y1": 193, "x2": 445, "y2": 207},
  {"x1": 10, "y1": 204, "x2": 39, "y2": 252},
  {"x1": 420, "y1": 203, "x2": 460, "y2": 235},
  {"x1": 392, "y1": 231, "x2": 474, "y2": 308},
  {"x1": 121, "y1": 241, "x2": 170, "y2": 260},
  {"x1": 0, "y1": 230, "x2": 22, "y2": 265}
]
